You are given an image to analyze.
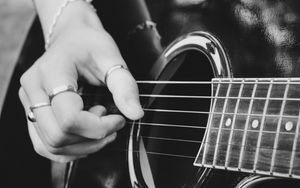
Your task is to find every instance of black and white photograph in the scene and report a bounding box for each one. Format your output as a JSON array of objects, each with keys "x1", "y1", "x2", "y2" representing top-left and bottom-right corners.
[{"x1": 0, "y1": 0, "x2": 300, "y2": 187}]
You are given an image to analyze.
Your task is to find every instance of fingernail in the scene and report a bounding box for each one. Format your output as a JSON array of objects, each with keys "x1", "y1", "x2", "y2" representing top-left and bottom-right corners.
[{"x1": 127, "y1": 99, "x2": 144, "y2": 119}]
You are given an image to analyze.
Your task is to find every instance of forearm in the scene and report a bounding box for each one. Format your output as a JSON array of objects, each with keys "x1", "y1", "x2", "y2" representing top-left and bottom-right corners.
[{"x1": 32, "y1": 0, "x2": 103, "y2": 43}]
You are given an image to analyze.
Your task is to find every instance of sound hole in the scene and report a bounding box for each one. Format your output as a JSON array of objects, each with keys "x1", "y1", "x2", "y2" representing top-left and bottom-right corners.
[{"x1": 136, "y1": 50, "x2": 214, "y2": 187}]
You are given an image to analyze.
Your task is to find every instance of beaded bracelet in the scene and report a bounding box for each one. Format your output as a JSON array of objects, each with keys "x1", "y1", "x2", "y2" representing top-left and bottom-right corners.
[
  {"x1": 127, "y1": 20, "x2": 161, "y2": 40},
  {"x1": 44, "y1": 0, "x2": 95, "y2": 50}
]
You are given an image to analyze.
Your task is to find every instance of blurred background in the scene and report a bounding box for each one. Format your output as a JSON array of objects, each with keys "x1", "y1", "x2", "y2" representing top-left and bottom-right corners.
[{"x1": 0, "y1": 0, "x2": 34, "y2": 111}]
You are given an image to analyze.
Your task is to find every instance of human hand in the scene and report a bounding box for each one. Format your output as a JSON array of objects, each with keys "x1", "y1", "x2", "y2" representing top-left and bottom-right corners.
[{"x1": 18, "y1": 7, "x2": 144, "y2": 162}]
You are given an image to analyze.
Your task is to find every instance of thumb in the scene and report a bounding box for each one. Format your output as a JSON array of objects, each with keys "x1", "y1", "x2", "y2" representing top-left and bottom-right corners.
[{"x1": 106, "y1": 66, "x2": 144, "y2": 120}]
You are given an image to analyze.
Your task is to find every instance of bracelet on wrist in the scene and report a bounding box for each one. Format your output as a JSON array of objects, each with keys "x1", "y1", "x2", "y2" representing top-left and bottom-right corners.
[
  {"x1": 127, "y1": 20, "x2": 161, "y2": 40},
  {"x1": 44, "y1": 0, "x2": 96, "y2": 50}
]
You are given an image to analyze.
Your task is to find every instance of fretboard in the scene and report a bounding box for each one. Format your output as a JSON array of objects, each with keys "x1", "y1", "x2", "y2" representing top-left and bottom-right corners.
[{"x1": 194, "y1": 78, "x2": 300, "y2": 179}]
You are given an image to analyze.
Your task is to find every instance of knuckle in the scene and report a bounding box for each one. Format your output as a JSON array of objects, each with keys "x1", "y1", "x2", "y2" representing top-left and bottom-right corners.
[
  {"x1": 19, "y1": 70, "x2": 31, "y2": 87},
  {"x1": 20, "y1": 60, "x2": 41, "y2": 87},
  {"x1": 38, "y1": 61, "x2": 53, "y2": 79},
  {"x1": 18, "y1": 87, "x2": 25, "y2": 101}
]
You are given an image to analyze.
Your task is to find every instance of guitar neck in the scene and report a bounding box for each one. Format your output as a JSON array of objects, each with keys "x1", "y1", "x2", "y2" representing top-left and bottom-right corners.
[{"x1": 194, "y1": 77, "x2": 300, "y2": 179}]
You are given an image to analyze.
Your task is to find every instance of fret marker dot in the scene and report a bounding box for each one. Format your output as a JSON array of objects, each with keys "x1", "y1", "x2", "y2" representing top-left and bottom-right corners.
[
  {"x1": 225, "y1": 118, "x2": 232, "y2": 127},
  {"x1": 252, "y1": 120, "x2": 259, "y2": 129},
  {"x1": 285, "y1": 121, "x2": 293, "y2": 131}
]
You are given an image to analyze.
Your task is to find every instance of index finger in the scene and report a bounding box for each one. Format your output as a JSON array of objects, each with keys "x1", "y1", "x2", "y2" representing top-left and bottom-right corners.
[{"x1": 105, "y1": 66, "x2": 144, "y2": 120}]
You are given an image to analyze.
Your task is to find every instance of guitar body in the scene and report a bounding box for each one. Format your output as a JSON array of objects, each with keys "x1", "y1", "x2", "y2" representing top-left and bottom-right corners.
[{"x1": 1, "y1": 0, "x2": 300, "y2": 188}]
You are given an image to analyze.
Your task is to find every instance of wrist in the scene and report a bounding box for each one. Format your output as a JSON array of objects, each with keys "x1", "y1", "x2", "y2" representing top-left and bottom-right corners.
[{"x1": 37, "y1": 0, "x2": 103, "y2": 49}]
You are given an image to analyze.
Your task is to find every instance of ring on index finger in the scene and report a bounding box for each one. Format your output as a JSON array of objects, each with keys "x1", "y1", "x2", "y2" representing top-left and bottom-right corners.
[
  {"x1": 48, "y1": 85, "x2": 77, "y2": 102},
  {"x1": 104, "y1": 65, "x2": 128, "y2": 85}
]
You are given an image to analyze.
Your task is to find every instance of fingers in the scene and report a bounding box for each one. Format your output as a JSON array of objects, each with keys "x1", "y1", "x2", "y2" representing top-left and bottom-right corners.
[
  {"x1": 19, "y1": 88, "x2": 118, "y2": 162},
  {"x1": 20, "y1": 58, "x2": 123, "y2": 144},
  {"x1": 107, "y1": 68, "x2": 144, "y2": 120},
  {"x1": 18, "y1": 29, "x2": 144, "y2": 162},
  {"x1": 20, "y1": 69, "x2": 78, "y2": 146},
  {"x1": 19, "y1": 87, "x2": 83, "y2": 162},
  {"x1": 41, "y1": 62, "x2": 125, "y2": 139}
]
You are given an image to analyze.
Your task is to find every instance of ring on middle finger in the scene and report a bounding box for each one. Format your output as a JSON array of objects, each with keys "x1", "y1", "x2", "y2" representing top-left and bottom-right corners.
[{"x1": 48, "y1": 85, "x2": 77, "y2": 102}]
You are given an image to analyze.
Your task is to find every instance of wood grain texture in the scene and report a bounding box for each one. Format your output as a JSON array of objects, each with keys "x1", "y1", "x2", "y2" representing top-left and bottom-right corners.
[{"x1": 195, "y1": 78, "x2": 300, "y2": 179}]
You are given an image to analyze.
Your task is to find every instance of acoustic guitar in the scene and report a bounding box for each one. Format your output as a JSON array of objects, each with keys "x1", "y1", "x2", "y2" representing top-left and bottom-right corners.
[{"x1": 1, "y1": 0, "x2": 300, "y2": 188}]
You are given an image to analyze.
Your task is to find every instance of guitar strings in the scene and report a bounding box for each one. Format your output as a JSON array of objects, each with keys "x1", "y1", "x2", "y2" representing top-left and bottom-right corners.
[
  {"x1": 109, "y1": 147, "x2": 197, "y2": 159},
  {"x1": 117, "y1": 132, "x2": 300, "y2": 151},
  {"x1": 80, "y1": 80, "x2": 300, "y2": 101},
  {"x1": 82, "y1": 104, "x2": 300, "y2": 122},
  {"x1": 104, "y1": 134, "x2": 300, "y2": 160},
  {"x1": 81, "y1": 93, "x2": 300, "y2": 102},
  {"x1": 79, "y1": 103, "x2": 300, "y2": 137},
  {"x1": 135, "y1": 80, "x2": 300, "y2": 84},
  {"x1": 79, "y1": 79, "x2": 300, "y2": 145},
  {"x1": 124, "y1": 120, "x2": 300, "y2": 135},
  {"x1": 118, "y1": 132, "x2": 300, "y2": 152},
  {"x1": 141, "y1": 108, "x2": 300, "y2": 119},
  {"x1": 108, "y1": 147, "x2": 300, "y2": 160},
  {"x1": 121, "y1": 134, "x2": 203, "y2": 144}
]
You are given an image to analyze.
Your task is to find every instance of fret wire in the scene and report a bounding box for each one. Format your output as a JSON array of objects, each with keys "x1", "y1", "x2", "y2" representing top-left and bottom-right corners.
[
  {"x1": 289, "y1": 108, "x2": 300, "y2": 177},
  {"x1": 270, "y1": 80, "x2": 290, "y2": 174},
  {"x1": 201, "y1": 82, "x2": 221, "y2": 165},
  {"x1": 212, "y1": 82, "x2": 232, "y2": 167},
  {"x1": 253, "y1": 79, "x2": 274, "y2": 172},
  {"x1": 225, "y1": 80, "x2": 244, "y2": 169},
  {"x1": 238, "y1": 79, "x2": 258, "y2": 170}
]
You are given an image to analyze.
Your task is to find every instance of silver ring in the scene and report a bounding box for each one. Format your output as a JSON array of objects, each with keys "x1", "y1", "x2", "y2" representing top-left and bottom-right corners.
[
  {"x1": 27, "y1": 111, "x2": 36, "y2": 123},
  {"x1": 30, "y1": 102, "x2": 51, "y2": 112},
  {"x1": 128, "y1": 20, "x2": 161, "y2": 39},
  {"x1": 28, "y1": 102, "x2": 51, "y2": 123},
  {"x1": 48, "y1": 85, "x2": 77, "y2": 102},
  {"x1": 104, "y1": 65, "x2": 128, "y2": 85}
]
